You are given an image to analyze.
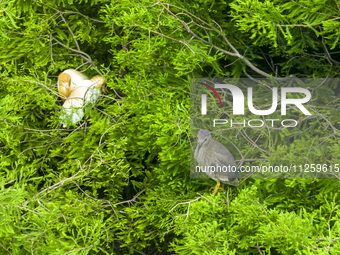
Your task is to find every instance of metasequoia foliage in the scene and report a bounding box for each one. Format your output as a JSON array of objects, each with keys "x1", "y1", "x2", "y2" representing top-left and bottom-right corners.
[{"x1": 0, "y1": 0, "x2": 339, "y2": 254}]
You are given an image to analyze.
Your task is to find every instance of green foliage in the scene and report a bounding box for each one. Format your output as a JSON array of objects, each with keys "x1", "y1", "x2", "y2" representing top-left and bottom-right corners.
[
  {"x1": 230, "y1": 0, "x2": 340, "y2": 76},
  {"x1": 0, "y1": 0, "x2": 340, "y2": 254}
]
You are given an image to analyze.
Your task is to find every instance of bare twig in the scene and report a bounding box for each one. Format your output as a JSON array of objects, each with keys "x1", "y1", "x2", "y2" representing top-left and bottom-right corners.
[
  {"x1": 153, "y1": 0, "x2": 286, "y2": 81},
  {"x1": 254, "y1": 242, "x2": 263, "y2": 255},
  {"x1": 0, "y1": 243, "x2": 11, "y2": 255},
  {"x1": 169, "y1": 193, "x2": 220, "y2": 223}
]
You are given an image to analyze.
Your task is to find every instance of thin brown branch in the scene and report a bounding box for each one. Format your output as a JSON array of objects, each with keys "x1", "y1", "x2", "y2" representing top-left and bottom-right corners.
[
  {"x1": 152, "y1": 0, "x2": 286, "y2": 81},
  {"x1": 254, "y1": 242, "x2": 263, "y2": 255}
]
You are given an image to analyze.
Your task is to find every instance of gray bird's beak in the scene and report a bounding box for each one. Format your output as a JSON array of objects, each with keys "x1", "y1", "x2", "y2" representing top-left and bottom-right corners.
[{"x1": 196, "y1": 141, "x2": 203, "y2": 153}]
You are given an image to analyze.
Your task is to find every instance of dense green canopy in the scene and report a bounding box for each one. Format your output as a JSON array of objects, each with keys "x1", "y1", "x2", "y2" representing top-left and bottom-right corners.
[{"x1": 0, "y1": 0, "x2": 339, "y2": 254}]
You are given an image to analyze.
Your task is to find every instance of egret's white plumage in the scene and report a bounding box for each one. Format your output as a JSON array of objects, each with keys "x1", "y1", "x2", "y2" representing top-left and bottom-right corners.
[
  {"x1": 59, "y1": 74, "x2": 106, "y2": 127},
  {"x1": 86, "y1": 75, "x2": 106, "y2": 104},
  {"x1": 58, "y1": 69, "x2": 87, "y2": 100}
]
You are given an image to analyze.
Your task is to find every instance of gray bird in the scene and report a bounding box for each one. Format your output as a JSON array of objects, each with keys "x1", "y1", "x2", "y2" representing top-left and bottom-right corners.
[{"x1": 194, "y1": 129, "x2": 239, "y2": 196}]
